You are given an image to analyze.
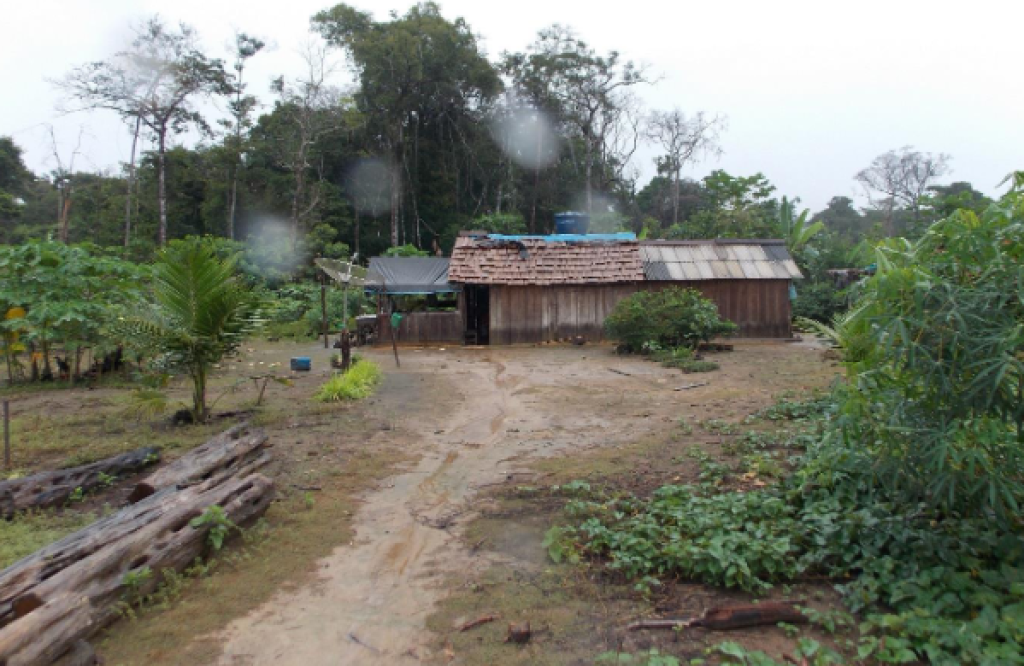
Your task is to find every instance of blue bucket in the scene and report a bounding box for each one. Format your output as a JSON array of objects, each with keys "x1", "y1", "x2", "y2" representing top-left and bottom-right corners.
[{"x1": 290, "y1": 357, "x2": 311, "y2": 372}]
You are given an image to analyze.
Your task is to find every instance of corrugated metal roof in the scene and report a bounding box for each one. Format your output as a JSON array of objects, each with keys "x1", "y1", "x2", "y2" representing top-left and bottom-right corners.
[{"x1": 640, "y1": 240, "x2": 803, "y2": 281}]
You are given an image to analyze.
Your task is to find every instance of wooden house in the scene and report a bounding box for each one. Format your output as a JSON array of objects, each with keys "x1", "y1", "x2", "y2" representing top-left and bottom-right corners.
[{"x1": 370, "y1": 234, "x2": 803, "y2": 345}]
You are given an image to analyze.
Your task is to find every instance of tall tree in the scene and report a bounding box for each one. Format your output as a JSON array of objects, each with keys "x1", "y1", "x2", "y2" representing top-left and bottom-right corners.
[
  {"x1": 506, "y1": 26, "x2": 652, "y2": 215},
  {"x1": 0, "y1": 137, "x2": 31, "y2": 234},
  {"x1": 314, "y1": 2, "x2": 502, "y2": 247},
  {"x1": 855, "y1": 146, "x2": 951, "y2": 235},
  {"x1": 223, "y1": 33, "x2": 265, "y2": 240},
  {"x1": 646, "y1": 109, "x2": 725, "y2": 226},
  {"x1": 269, "y1": 42, "x2": 349, "y2": 246},
  {"x1": 58, "y1": 17, "x2": 228, "y2": 246}
]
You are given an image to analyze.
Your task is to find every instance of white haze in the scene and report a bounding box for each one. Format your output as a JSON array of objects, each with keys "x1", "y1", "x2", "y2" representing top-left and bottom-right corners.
[{"x1": 2, "y1": 0, "x2": 1023, "y2": 213}]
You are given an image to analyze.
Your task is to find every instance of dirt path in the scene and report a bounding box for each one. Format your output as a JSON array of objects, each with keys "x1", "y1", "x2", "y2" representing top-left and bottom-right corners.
[{"x1": 214, "y1": 343, "x2": 829, "y2": 665}]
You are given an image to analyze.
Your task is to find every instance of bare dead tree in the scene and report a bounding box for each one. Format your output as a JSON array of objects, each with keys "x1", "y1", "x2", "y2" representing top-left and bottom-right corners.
[
  {"x1": 855, "y1": 146, "x2": 951, "y2": 234},
  {"x1": 270, "y1": 41, "x2": 349, "y2": 247},
  {"x1": 646, "y1": 109, "x2": 726, "y2": 227},
  {"x1": 224, "y1": 33, "x2": 265, "y2": 241},
  {"x1": 56, "y1": 17, "x2": 228, "y2": 246},
  {"x1": 46, "y1": 125, "x2": 85, "y2": 243}
]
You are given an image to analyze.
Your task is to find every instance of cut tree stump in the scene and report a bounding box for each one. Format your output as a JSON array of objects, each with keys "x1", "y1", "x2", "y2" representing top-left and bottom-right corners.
[
  {"x1": 127, "y1": 424, "x2": 267, "y2": 503},
  {"x1": 0, "y1": 447, "x2": 160, "y2": 518},
  {"x1": 0, "y1": 472, "x2": 275, "y2": 666}
]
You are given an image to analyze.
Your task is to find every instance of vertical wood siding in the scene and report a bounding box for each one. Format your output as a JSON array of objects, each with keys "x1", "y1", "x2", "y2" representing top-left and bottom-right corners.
[
  {"x1": 377, "y1": 312, "x2": 463, "y2": 344},
  {"x1": 487, "y1": 280, "x2": 792, "y2": 344}
]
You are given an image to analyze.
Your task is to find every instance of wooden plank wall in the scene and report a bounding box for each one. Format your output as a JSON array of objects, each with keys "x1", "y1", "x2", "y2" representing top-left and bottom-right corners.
[
  {"x1": 488, "y1": 280, "x2": 792, "y2": 344},
  {"x1": 376, "y1": 312, "x2": 463, "y2": 344},
  {"x1": 647, "y1": 280, "x2": 793, "y2": 338},
  {"x1": 488, "y1": 284, "x2": 637, "y2": 344}
]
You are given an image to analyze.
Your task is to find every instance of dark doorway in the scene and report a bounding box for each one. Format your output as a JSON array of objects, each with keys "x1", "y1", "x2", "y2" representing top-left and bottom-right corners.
[{"x1": 464, "y1": 285, "x2": 489, "y2": 345}]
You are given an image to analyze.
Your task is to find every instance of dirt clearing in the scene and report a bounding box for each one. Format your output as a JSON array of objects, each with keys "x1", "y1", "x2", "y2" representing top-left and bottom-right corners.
[{"x1": 207, "y1": 341, "x2": 836, "y2": 665}]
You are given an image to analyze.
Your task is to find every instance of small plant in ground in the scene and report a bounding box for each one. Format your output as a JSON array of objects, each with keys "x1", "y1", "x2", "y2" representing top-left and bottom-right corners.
[
  {"x1": 595, "y1": 649, "x2": 680, "y2": 665},
  {"x1": 67, "y1": 486, "x2": 85, "y2": 503},
  {"x1": 685, "y1": 446, "x2": 731, "y2": 485},
  {"x1": 97, "y1": 471, "x2": 117, "y2": 488},
  {"x1": 190, "y1": 505, "x2": 237, "y2": 551},
  {"x1": 314, "y1": 359, "x2": 382, "y2": 402},
  {"x1": 699, "y1": 418, "x2": 738, "y2": 435}
]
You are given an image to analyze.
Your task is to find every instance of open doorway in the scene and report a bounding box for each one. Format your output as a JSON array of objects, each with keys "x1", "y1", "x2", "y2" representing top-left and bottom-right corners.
[{"x1": 464, "y1": 285, "x2": 489, "y2": 345}]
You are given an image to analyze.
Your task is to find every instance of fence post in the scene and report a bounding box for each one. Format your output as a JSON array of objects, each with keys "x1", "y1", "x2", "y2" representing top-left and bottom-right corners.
[{"x1": 3, "y1": 400, "x2": 10, "y2": 469}]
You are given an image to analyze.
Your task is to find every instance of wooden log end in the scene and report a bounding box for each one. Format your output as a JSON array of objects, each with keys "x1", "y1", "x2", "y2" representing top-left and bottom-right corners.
[
  {"x1": 126, "y1": 483, "x2": 156, "y2": 504},
  {"x1": 12, "y1": 593, "x2": 43, "y2": 619}
]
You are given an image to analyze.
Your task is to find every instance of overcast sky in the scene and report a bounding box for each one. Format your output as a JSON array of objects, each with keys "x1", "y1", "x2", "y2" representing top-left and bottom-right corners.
[{"x1": 3, "y1": 0, "x2": 1022, "y2": 212}]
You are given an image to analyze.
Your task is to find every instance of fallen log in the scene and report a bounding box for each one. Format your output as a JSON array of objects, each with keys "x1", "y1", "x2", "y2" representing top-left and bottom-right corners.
[
  {"x1": 127, "y1": 424, "x2": 267, "y2": 503},
  {"x1": 0, "y1": 472, "x2": 275, "y2": 666},
  {"x1": 0, "y1": 486, "x2": 185, "y2": 628},
  {"x1": 457, "y1": 613, "x2": 499, "y2": 632},
  {"x1": 627, "y1": 602, "x2": 808, "y2": 632},
  {"x1": 0, "y1": 447, "x2": 160, "y2": 518}
]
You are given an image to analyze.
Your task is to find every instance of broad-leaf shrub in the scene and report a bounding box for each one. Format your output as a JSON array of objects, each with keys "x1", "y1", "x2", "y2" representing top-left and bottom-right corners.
[
  {"x1": 832, "y1": 196, "x2": 1024, "y2": 521},
  {"x1": 604, "y1": 287, "x2": 737, "y2": 352}
]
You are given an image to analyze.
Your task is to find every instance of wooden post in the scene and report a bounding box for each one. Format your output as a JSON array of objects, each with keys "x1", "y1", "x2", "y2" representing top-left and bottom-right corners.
[
  {"x1": 320, "y1": 277, "x2": 328, "y2": 349},
  {"x1": 390, "y1": 322, "x2": 400, "y2": 368},
  {"x1": 3, "y1": 400, "x2": 10, "y2": 469}
]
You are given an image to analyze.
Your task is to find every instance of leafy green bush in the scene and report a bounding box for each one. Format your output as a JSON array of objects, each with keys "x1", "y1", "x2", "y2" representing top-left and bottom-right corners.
[
  {"x1": 791, "y1": 280, "x2": 848, "y2": 323},
  {"x1": 604, "y1": 287, "x2": 737, "y2": 353},
  {"x1": 829, "y1": 197, "x2": 1024, "y2": 521},
  {"x1": 314, "y1": 359, "x2": 382, "y2": 402}
]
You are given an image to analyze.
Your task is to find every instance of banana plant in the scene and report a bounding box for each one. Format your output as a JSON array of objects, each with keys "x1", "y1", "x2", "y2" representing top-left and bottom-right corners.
[{"x1": 779, "y1": 196, "x2": 824, "y2": 252}]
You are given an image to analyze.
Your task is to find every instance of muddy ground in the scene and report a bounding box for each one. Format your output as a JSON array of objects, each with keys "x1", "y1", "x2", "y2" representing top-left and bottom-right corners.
[{"x1": 4, "y1": 339, "x2": 840, "y2": 665}]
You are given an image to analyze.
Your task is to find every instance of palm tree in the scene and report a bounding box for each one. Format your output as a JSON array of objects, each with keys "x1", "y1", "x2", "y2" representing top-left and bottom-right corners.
[{"x1": 115, "y1": 240, "x2": 257, "y2": 422}]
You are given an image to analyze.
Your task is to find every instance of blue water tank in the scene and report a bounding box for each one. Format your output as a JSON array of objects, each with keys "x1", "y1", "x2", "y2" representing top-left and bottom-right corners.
[
  {"x1": 290, "y1": 357, "x2": 311, "y2": 372},
  {"x1": 554, "y1": 212, "x2": 590, "y2": 235}
]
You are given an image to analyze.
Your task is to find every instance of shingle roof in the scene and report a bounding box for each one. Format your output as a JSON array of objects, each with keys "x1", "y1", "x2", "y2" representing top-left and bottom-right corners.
[
  {"x1": 448, "y1": 236, "x2": 644, "y2": 285},
  {"x1": 640, "y1": 240, "x2": 803, "y2": 281}
]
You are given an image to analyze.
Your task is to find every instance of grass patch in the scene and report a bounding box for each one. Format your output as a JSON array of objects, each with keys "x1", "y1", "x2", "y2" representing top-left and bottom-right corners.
[
  {"x1": 314, "y1": 359, "x2": 382, "y2": 402},
  {"x1": 0, "y1": 510, "x2": 98, "y2": 568}
]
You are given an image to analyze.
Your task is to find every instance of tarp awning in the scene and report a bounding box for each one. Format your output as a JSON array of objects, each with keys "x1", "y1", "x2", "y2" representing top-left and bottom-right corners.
[{"x1": 366, "y1": 257, "x2": 460, "y2": 294}]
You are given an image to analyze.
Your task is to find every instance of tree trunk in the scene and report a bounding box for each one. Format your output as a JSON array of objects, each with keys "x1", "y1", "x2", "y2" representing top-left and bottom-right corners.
[
  {"x1": 127, "y1": 424, "x2": 268, "y2": 503},
  {"x1": 353, "y1": 207, "x2": 360, "y2": 257},
  {"x1": 672, "y1": 169, "x2": 681, "y2": 227},
  {"x1": 124, "y1": 116, "x2": 141, "y2": 249},
  {"x1": 157, "y1": 129, "x2": 168, "y2": 246},
  {"x1": 0, "y1": 473, "x2": 275, "y2": 665},
  {"x1": 390, "y1": 165, "x2": 400, "y2": 247},
  {"x1": 0, "y1": 447, "x2": 160, "y2": 518},
  {"x1": 227, "y1": 165, "x2": 239, "y2": 241}
]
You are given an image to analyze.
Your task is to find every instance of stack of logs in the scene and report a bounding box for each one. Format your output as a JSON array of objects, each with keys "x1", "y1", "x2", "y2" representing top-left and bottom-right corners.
[{"x1": 0, "y1": 424, "x2": 275, "y2": 666}]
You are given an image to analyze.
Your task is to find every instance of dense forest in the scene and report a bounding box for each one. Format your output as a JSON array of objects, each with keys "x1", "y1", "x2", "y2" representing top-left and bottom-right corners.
[{"x1": 0, "y1": 3, "x2": 990, "y2": 277}]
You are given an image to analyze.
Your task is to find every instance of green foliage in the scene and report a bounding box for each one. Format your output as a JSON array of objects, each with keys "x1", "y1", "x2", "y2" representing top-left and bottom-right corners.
[
  {"x1": 0, "y1": 240, "x2": 146, "y2": 383},
  {"x1": 189, "y1": 505, "x2": 237, "y2": 551},
  {"x1": 791, "y1": 281, "x2": 849, "y2": 323},
  {"x1": 595, "y1": 649, "x2": 680, "y2": 665},
  {"x1": 474, "y1": 213, "x2": 527, "y2": 235},
  {"x1": 314, "y1": 359, "x2": 382, "y2": 402},
  {"x1": 113, "y1": 239, "x2": 258, "y2": 421},
  {"x1": 382, "y1": 244, "x2": 430, "y2": 258},
  {"x1": 829, "y1": 196, "x2": 1024, "y2": 521},
  {"x1": 605, "y1": 287, "x2": 737, "y2": 353}
]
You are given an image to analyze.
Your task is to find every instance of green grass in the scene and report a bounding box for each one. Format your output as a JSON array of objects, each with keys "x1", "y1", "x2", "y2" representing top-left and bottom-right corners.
[
  {"x1": 314, "y1": 359, "x2": 382, "y2": 402},
  {"x1": 0, "y1": 510, "x2": 98, "y2": 568}
]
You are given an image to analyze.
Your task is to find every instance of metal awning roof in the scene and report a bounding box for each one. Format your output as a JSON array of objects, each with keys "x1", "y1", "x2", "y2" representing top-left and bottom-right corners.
[
  {"x1": 640, "y1": 240, "x2": 803, "y2": 281},
  {"x1": 365, "y1": 257, "x2": 460, "y2": 294}
]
